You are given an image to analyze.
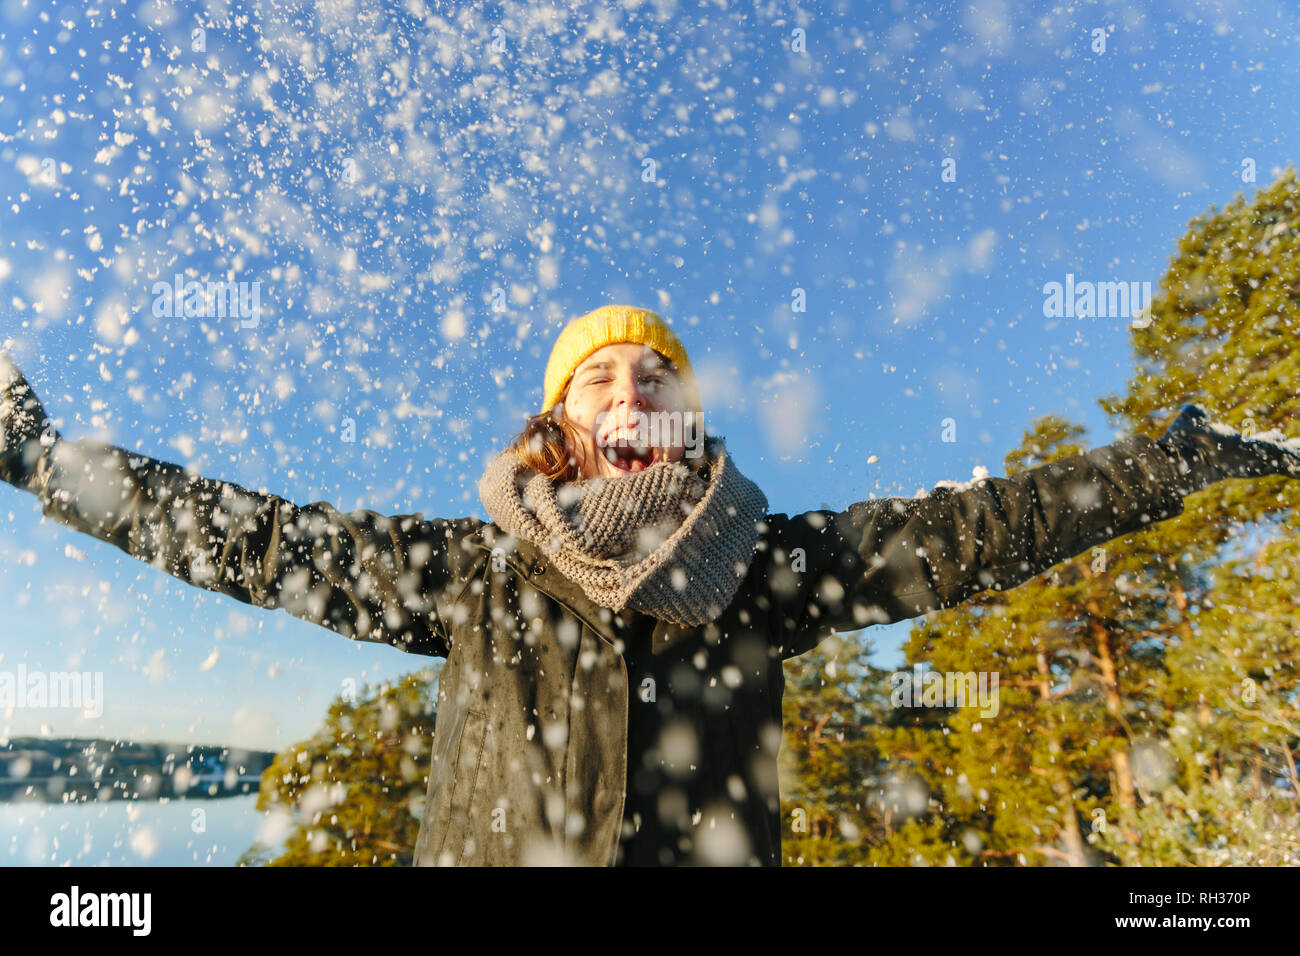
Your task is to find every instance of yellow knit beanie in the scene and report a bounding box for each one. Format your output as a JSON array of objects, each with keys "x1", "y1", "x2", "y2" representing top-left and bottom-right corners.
[{"x1": 542, "y1": 305, "x2": 702, "y2": 415}]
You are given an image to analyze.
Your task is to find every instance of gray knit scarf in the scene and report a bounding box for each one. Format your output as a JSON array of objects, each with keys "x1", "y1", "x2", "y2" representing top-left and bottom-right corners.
[{"x1": 477, "y1": 437, "x2": 769, "y2": 627}]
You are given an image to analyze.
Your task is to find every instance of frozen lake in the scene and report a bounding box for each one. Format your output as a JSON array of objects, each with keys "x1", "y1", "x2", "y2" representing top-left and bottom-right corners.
[{"x1": 0, "y1": 794, "x2": 289, "y2": 866}]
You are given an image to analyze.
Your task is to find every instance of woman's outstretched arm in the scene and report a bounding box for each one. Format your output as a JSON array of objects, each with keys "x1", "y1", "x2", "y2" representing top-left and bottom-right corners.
[
  {"x1": 763, "y1": 410, "x2": 1300, "y2": 660},
  {"x1": 0, "y1": 352, "x2": 471, "y2": 658}
]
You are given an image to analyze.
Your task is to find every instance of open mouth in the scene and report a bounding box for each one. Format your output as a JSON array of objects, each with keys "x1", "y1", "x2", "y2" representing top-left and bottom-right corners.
[{"x1": 600, "y1": 437, "x2": 660, "y2": 474}]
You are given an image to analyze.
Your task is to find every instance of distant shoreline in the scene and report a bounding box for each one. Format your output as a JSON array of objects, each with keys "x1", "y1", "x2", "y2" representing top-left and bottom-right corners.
[{"x1": 0, "y1": 736, "x2": 276, "y2": 803}]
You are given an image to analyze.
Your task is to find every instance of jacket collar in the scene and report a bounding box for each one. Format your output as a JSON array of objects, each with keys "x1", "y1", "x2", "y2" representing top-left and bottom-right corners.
[{"x1": 468, "y1": 523, "x2": 699, "y2": 656}]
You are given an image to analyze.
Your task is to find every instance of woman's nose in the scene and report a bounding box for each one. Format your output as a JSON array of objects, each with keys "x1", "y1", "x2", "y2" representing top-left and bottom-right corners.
[{"x1": 611, "y1": 370, "x2": 646, "y2": 408}]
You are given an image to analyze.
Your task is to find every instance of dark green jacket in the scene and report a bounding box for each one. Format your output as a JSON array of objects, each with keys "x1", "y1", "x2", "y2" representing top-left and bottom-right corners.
[{"x1": 4, "y1": 430, "x2": 1186, "y2": 865}]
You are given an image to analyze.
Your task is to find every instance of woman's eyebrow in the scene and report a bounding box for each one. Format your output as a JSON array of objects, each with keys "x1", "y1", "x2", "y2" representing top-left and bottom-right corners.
[
  {"x1": 640, "y1": 355, "x2": 675, "y2": 373},
  {"x1": 574, "y1": 361, "x2": 612, "y2": 378}
]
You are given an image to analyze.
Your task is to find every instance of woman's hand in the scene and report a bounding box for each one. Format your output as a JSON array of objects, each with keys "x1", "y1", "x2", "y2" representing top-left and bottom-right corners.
[
  {"x1": 1156, "y1": 402, "x2": 1300, "y2": 496},
  {"x1": 0, "y1": 351, "x2": 60, "y2": 490}
]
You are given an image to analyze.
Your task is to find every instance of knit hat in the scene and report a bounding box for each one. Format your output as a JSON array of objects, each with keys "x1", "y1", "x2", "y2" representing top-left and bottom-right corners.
[{"x1": 541, "y1": 305, "x2": 702, "y2": 415}]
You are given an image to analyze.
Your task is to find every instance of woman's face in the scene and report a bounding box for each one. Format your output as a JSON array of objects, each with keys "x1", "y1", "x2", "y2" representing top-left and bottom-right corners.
[{"x1": 559, "y1": 342, "x2": 694, "y2": 480}]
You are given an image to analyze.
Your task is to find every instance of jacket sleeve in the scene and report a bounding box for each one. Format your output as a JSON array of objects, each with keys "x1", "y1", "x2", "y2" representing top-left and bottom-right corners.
[
  {"x1": 8, "y1": 435, "x2": 475, "y2": 658},
  {"x1": 761, "y1": 434, "x2": 1187, "y2": 660}
]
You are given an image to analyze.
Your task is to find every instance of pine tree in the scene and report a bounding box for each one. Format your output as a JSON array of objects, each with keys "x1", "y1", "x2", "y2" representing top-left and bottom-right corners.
[
  {"x1": 855, "y1": 168, "x2": 1300, "y2": 866},
  {"x1": 864, "y1": 417, "x2": 1151, "y2": 866},
  {"x1": 237, "y1": 669, "x2": 439, "y2": 866},
  {"x1": 1090, "y1": 166, "x2": 1300, "y2": 863},
  {"x1": 779, "y1": 634, "x2": 896, "y2": 865}
]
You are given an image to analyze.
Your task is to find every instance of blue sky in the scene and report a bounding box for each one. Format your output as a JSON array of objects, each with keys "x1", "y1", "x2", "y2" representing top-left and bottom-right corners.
[{"x1": 1, "y1": 0, "x2": 1298, "y2": 751}]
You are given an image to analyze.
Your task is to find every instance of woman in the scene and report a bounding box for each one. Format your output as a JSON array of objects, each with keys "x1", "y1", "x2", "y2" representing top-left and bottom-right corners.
[{"x1": 2, "y1": 304, "x2": 1298, "y2": 867}]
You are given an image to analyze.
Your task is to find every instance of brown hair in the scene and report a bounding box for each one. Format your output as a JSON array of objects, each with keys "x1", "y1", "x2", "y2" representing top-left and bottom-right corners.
[{"x1": 504, "y1": 386, "x2": 715, "y2": 483}]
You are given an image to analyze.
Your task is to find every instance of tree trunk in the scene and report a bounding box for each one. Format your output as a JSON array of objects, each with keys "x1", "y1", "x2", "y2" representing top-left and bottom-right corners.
[
  {"x1": 1171, "y1": 575, "x2": 1221, "y2": 783},
  {"x1": 1037, "y1": 649, "x2": 1088, "y2": 866},
  {"x1": 1091, "y1": 620, "x2": 1138, "y2": 812}
]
